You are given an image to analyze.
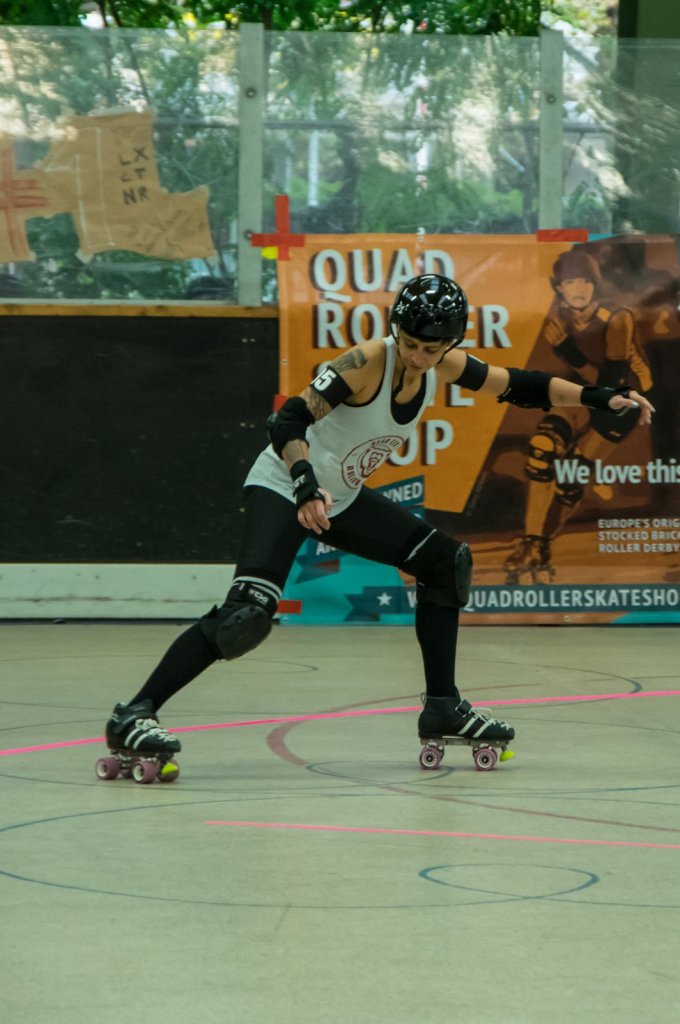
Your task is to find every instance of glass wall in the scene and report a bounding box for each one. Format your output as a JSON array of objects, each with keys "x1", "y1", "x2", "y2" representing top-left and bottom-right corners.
[
  {"x1": 0, "y1": 26, "x2": 678, "y2": 303},
  {"x1": 0, "y1": 26, "x2": 239, "y2": 302}
]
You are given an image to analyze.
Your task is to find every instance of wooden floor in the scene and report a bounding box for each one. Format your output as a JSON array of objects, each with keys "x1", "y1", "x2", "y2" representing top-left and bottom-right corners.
[{"x1": 1, "y1": 621, "x2": 679, "y2": 1024}]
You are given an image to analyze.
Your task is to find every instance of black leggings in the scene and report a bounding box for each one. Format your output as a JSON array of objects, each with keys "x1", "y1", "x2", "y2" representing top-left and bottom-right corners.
[
  {"x1": 235, "y1": 484, "x2": 432, "y2": 591},
  {"x1": 131, "y1": 485, "x2": 461, "y2": 710}
]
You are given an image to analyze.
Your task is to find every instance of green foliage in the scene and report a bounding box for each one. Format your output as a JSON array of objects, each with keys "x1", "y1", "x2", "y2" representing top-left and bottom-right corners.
[
  {"x1": 355, "y1": 163, "x2": 524, "y2": 233},
  {"x1": 543, "y1": 0, "x2": 615, "y2": 36},
  {"x1": 226, "y1": 1, "x2": 542, "y2": 33},
  {"x1": 562, "y1": 181, "x2": 611, "y2": 234},
  {"x1": 0, "y1": 2, "x2": 631, "y2": 303},
  {"x1": 1, "y1": 24, "x2": 238, "y2": 298},
  {"x1": 0, "y1": 1, "x2": 182, "y2": 27},
  {"x1": 0, "y1": 0, "x2": 544, "y2": 33},
  {"x1": 0, "y1": 0, "x2": 81, "y2": 26}
]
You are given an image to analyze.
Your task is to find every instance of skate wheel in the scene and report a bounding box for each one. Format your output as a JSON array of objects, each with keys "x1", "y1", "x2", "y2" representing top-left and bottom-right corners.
[
  {"x1": 158, "y1": 759, "x2": 180, "y2": 783},
  {"x1": 419, "y1": 745, "x2": 444, "y2": 771},
  {"x1": 95, "y1": 756, "x2": 120, "y2": 781},
  {"x1": 132, "y1": 759, "x2": 159, "y2": 784},
  {"x1": 473, "y1": 747, "x2": 498, "y2": 772},
  {"x1": 499, "y1": 749, "x2": 515, "y2": 762}
]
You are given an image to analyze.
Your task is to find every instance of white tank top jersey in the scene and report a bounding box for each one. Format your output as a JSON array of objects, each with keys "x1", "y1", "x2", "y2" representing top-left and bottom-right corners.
[{"x1": 244, "y1": 336, "x2": 437, "y2": 516}]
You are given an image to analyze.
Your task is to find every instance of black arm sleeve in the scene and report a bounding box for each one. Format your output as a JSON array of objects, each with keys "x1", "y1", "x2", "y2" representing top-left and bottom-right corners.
[
  {"x1": 310, "y1": 365, "x2": 353, "y2": 407},
  {"x1": 455, "y1": 353, "x2": 489, "y2": 391}
]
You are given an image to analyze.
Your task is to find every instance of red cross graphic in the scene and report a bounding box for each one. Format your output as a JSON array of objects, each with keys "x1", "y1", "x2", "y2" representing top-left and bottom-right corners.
[
  {"x1": 536, "y1": 229, "x2": 589, "y2": 243},
  {"x1": 250, "y1": 194, "x2": 305, "y2": 260},
  {"x1": 0, "y1": 143, "x2": 50, "y2": 259}
]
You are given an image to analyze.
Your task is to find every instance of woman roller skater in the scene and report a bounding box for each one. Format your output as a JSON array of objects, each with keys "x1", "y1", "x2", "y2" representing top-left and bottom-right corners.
[{"x1": 101, "y1": 274, "x2": 654, "y2": 780}]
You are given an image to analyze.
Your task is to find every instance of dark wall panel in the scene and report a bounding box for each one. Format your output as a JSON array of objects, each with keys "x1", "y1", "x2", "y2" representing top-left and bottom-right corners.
[{"x1": 0, "y1": 315, "x2": 278, "y2": 562}]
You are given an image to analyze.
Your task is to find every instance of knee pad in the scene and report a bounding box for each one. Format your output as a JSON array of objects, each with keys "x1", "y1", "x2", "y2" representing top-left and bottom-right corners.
[
  {"x1": 402, "y1": 530, "x2": 472, "y2": 609},
  {"x1": 525, "y1": 415, "x2": 572, "y2": 483},
  {"x1": 199, "y1": 578, "x2": 278, "y2": 660}
]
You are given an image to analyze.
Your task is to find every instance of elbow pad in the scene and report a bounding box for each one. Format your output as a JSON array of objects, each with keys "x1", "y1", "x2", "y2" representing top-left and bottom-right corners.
[
  {"x1": 267, "y1": 396, "x2": 315, "y2": 457},
  {"x1": 497, "y1": 368, "x2": 552, "y2": 411}
]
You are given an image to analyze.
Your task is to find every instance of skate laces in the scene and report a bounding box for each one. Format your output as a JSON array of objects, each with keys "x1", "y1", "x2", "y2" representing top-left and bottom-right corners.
[
  {"x1": 471, "y1": 707, "x2": 503, "y2": 727},
  {"x1": 134, "y1": 716, "x2": 170, "y2": 740}
]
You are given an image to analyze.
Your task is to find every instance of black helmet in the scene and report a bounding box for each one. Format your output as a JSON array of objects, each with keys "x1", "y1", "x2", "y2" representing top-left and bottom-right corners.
[{"x1": 390, "y1": 274, "x2": 469, "y2": 346}]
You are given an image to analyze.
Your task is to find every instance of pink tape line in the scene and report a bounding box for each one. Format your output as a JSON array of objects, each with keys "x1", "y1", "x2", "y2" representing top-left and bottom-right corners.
[
  {"x1": 1, "y1": 689, "x2": 679, "y2": 758},
  {"x1": 203, "y1": 819, "x2": 680, "y2": 851}
]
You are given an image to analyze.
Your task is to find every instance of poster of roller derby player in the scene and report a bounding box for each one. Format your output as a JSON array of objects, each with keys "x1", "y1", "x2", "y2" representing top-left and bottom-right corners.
[
  {"x1": 462, "y1": 235, "x2": 680, "y2": 617},
  {"x1": 503, "y1": 247, "x2": 654, "y2": 584},
  {"x1": 275, "y1": 232, "x2": 679, "y2": 625}
]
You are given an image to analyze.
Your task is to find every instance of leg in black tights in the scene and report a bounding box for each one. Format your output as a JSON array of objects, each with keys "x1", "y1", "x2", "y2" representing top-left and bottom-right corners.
[
  {"x1": 128, "y1": 624, "x2": 217, "y2": 713},
  {"x1": 415, "y1": 604, "x2": 461, "y2": 700},
  {"x1": 124, "y1": 486, "x2": 463, "y2": 714},
  {"x1": 324, "y1": 489, "x2": 462, "y2": 701},
  {"x1": 125, "y1": 487, "x2": 306, "y2": 713}
]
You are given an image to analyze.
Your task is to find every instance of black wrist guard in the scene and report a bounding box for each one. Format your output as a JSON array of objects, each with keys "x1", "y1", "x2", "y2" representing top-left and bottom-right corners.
[
  {"x1": 290, "y1": 460, "x2": 324, "y2": 509},
  {"x1": 581, "y1": 385, "x2": 631, "y2": 415}
]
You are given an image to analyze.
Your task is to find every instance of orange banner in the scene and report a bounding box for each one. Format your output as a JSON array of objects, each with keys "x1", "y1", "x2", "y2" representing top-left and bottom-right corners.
[{"x1": 277, "y1": 233, "x2": 680, "y2": 623}]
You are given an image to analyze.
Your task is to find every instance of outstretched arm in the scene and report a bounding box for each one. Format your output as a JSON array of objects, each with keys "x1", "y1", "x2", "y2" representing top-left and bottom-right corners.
[{"x1": 440, "y1": 350, "x2": 655, "y2": 425}]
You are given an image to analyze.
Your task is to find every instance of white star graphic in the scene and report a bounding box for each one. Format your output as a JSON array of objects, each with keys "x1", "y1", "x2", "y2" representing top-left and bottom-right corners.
[{"x1": 377, "y1": 592, "x2": 392, "y2": 606}]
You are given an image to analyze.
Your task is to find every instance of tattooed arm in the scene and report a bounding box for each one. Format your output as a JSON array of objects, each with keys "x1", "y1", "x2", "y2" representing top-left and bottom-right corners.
[
  {"x1": 280, "y1": 347, "x2": 370, "y2": 470},
  {"x1": 277, "y1": 344, "x2": 376, "y2": 533}
]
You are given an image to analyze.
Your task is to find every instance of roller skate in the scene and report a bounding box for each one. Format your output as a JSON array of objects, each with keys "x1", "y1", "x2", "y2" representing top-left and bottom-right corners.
[
  {"x1": 417, "y1": 695, "x2": 515, "y2": 772},
  {"x1": 504, "y1": 534, "x2": 555, "y2": 585},
  {"x1": 95, "y1": 699, "x2": 181, "y2": 784}
]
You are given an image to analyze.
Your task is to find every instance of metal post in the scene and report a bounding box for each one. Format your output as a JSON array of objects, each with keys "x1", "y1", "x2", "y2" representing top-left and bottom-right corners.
[
  {"x1": 237, "y1": 22, "x2": 265, "y2": 305},
  {"x1": 539, "y1": 27, "x2": 564, "y2": 230}
]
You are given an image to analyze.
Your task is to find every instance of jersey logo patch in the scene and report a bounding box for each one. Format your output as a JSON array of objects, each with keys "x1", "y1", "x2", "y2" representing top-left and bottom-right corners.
[{"x1": 341, "y1": 435, "x2": 405, "y2": 488}]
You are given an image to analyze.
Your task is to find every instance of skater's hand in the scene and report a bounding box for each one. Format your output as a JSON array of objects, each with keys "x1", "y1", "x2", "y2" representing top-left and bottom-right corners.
[
  {"x1": 297, "y1": 487, "x2": 333, "y2": 534},
  {"x1": 609, "y1": 389, "x2": 655, "y2": 426},
  {"x1": 397, "y1": 568, "x2": 416, "y2": 585}
]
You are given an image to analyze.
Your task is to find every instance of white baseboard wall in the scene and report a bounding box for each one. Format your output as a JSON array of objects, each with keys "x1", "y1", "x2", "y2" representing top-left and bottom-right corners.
[{"x1": 0, "y1": 564, "x2": 235, "y2": 619}]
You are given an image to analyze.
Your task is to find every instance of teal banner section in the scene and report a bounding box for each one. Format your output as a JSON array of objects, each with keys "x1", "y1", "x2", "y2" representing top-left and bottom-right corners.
[{"x1": 280, "y1": 476, "x2": 423, "y2": 625}]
